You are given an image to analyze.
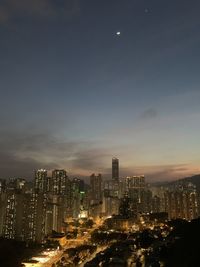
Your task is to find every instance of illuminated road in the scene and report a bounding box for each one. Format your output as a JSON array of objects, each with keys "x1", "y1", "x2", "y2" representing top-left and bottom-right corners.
[
  {"x1": 23, "y1": 219, "x2": 106, "y2": 267},
  {"x1": 79, "y1": 245, "x2": 108, "y2": 267},
  {"x1": 43, "y1": 251, "x2": 63, "y2": 267},
  {"x1": 42, "y1": 234, "x2": 92, "y2": 266}
]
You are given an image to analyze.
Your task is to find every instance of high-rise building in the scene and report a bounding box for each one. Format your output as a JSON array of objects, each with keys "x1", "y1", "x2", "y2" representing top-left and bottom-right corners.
[
  {"x1": 1, "y1": 179, "x2": 30, "y2": 241},
  {"x1": 3, "y1": 191, "x2": 16, "y2": 239},
  {"x1": 151, "y1": 195, "x2": 161, "y2": 213},
  {"x1": 89, "y1": 174, "x2": 102, "y2": 218},
  {"x1": 125, "y1": 175, "x2": 145, "y2": 191},
  {"x1": 46, "y1": 176, "x2": 52, "y2": 193},
  {"x1": 103, "y1": 180, "x2": 120, "y2": 216},
  {"x1": 112, "y1": 157, "x2": 119, "y2": 181},
  {"x1": 164, "y1": 182, "x2": 198, "y2": 221},
  {"x1": 1, "y1": 174, "x2": 72, "y2": 243},
  {"x1": 34, "y1": 169, "x2": 47, "y2": 193},
  {"x1": 52, "y1": 169, "x2": 68, "y2": 195},
  {"x1": 71, "y1": 178, "x2": 85, "y2": 218},
  {"x1": 40, "y1": 170, "x2": 72, "y2": 235},
  {"x1": 0, "y1": 191, "x2": 6, "y2": 236},
  {"x1": 32, "y1": 193, "x2": 47, "y2": 242},
  {"x1": 89, "y1": 173, "x2": 102, "y2": 204},
  {"x1": 119, "y1": 194, "x2": 133, "y2": 218},
  {"x1": 0, "y1": 179, "x2": 6, "y2": 194},
  {"x1": 125, "y1": 176, "x2": 151, "y2": 214},
  {"x1": 45, "y1": 194, "x2": 64, "y2": 234},
  {"x1": 2, "y1": 188, "x2": 33, "y2": 241}
]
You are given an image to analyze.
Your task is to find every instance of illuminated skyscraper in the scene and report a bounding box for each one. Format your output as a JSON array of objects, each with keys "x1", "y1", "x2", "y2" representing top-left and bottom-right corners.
[
  {"x1": 125, "y1": 176, "x2": 151, "y2": 214},
  {"x1": 90, "y1": 173, "x2": 102, "y2": 204},
  {"x1": 103, "y1": 180, "x2": 120, "y2": 216},
  {"x1": 89, "y1": 174, "x2": 102, "y2": 217},
  {"x1": 34, "y1": 169, "x2": 47, "y2": 193},
  {"x1": 0, "y1": 179, "x2": 6, "y2": 194},
  {"x1": 103, "y1": 158, "x2": 120, "y2": 216},
  {"x1": 52, "y1": 169, "x2": 68, "y2": 195},
  {"x1": 71, "y1": 178, "x2": 85, "y2": 218},
  {"x1": 164, "y1": 182, "x2": 198, "y2": 220},
  {"x1": 112, "y1": 157, "x2": 119, "y2": 181}
]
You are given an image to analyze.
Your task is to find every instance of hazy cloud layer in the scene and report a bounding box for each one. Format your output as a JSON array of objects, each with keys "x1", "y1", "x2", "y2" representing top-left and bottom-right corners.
[
  {"x1": 0, "y1": 129, "x2": 199, "y2": 181},
  {"x1": 140, "y1": 108, "x2": 158, "y2": 120},
  {"x1": 0, "y1": 130, "x2": 111, "y2": 178},
  {"x1": 126, "y1": 164, "x2": 200, "y2": 182},
  {"x1": 70, "y1": 149, "x2": 112, "y2": 174},
  {"x1": 0, "y1": 0, "x2": 80, "y2": 24}
]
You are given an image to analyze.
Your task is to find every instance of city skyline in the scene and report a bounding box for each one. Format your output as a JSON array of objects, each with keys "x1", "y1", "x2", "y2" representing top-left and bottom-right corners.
[
  {"x1": 0, "y1": 159, "x2": 199, "y2": 183},
  {"x1": 1, "y1": 0, "x2": 200, "y2": 180}
]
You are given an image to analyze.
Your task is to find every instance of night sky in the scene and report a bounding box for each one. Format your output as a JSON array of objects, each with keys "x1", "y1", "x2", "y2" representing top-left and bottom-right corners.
[{"x1": 1, "y1": 0, "x2": 200, "y2": 181}]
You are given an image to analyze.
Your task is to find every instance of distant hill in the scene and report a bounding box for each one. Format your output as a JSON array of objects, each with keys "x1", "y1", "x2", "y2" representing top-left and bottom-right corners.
[
  {"x1": 152, "y1": 174, "x2": 200, "y2": 190},
  {"x1": 178, "y1": 174, "x2": 200, "y2": 190}
]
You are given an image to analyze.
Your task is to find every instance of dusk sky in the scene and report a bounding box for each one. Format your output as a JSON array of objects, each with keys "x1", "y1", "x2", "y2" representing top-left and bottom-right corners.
[{"x1": 1, "y1": 0, "x2": 200, "y2": 181}]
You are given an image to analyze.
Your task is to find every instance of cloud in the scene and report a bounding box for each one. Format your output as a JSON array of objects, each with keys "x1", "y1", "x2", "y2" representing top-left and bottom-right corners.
[
  {"x1": 63, "y1": 0, "x2": 81, "y2": 18},
  {"x1": 123, "y1": 164, "x2": 200, "y2": 183},
  {"x1": 0, "y1": 0, "x2": 81, "y2": 25},
  {"x1": 70, "y1": 148, "x2": 112, "y2": 174},
  {"x1": 0, "y1": 151, "x2": 57, "y2": 179},
  {"x1": 0, "y1": 129, "x2": 111, "y2": 179},
  {"x1": 0, "y1": 128, "x2": 199, "y2": 181},
  {"x1": 0, "y1": 6, "x2": 10, "y2": 23},
  {"x1": 0, "y1": 131, "x2": 62, "y2": 178},
  {"x1": 140, "y1": 108, "x2": 158, "y2": 120}
]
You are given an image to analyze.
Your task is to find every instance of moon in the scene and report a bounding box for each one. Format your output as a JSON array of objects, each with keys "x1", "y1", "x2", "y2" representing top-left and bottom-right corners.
[{"x1": 116, "y1": 31, "x2": 121, "y2": 36}]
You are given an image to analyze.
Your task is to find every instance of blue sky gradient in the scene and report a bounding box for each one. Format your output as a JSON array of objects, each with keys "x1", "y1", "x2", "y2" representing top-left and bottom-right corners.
[{"x1": 0, "y1": 0, "x2": 200, "y2": 181}]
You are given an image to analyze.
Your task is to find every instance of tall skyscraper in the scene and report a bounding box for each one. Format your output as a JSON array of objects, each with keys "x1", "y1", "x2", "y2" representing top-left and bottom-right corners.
[
  {"x1": 34, "y1": 169, "x2": 47, "y2": 193},
  {"x1": 125, "y1": 176, "x2": 151, "y2": 214},
  {"x1": 89, "y1": 174, "x2": 102, "y2": 218},
  {"x1": 52, "y1": 169, "x2": 68, "y2": 195},
  {"x1": 0, "y1": 179, "x2": 6, "y2": 194},
  {"x1": 112, "y1": 157, "x2": 119, "y2": 181},
  {"x1": 71, "y1": 178, "x2": 85, "y2": 218},
  {"x1": 102, "y1": 158, "x2": 120, "y2": 216},
  {"x1": 90, "y1": 173, "x2": 102, "y2": 204},
  {"x1": 164, "y1": 182, "x2": 198, "y2": 220},
  {"x1": 0, "y1": 191, "x2": 6, "y2": 236},
  {"x1": 103, "y1": 180, "x2": 120, "y2": 216}
]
